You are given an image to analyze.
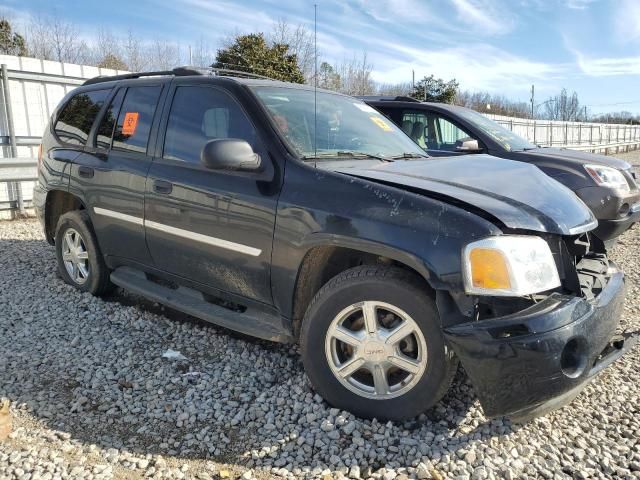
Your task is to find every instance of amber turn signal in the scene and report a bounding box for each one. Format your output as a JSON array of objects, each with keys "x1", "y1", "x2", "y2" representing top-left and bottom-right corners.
[{"x1": 469, "y1": 248, "x2": 512, "y2": 290}]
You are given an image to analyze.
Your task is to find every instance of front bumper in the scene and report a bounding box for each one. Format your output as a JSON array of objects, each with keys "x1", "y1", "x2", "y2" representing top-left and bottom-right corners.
[
  {"x1": 444, "y1": 266, "x2": 638, "y2": 421},
  {"x1": 576, "y1": 186, "x2": 640, "y2": 243},
  {"x1": 594, "y1": 207, "x2": 640, "y2": 247}
]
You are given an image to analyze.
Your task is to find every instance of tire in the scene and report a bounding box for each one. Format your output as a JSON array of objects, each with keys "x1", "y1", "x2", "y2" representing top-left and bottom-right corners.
[
  {"x1": 300, "y1": 265, "x2": 457, "y2": 421},
  {"x1": 55, "y1": 210, "x2": 114, "y2": 296}
]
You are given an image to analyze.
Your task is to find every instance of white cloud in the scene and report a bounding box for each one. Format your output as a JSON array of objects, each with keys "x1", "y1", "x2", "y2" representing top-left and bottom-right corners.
[
  {"x1": 169, "y1": 0, "x2": 278, "y2": 38},
  {"x1": 576, "y1": 54, "x2": 640, "y2": 76},
  {"x1": 613, "y1": 0, "x2": 640, "y2": 43},
  {"x1": 565, "y1": 0, "x2": 598, "y2": 9},
  {"x1": 369, "y1": 43, "x2": 565, "y2": 93},
  {"x1": 355, "y1": 0, "x2": 434, "y2": 23},
  {"x1": 448, "y1": 0, "x2": 514, "y2": 35},
  {"x1": 355, "y1": 0, "x2": 515, "y2": 36}
]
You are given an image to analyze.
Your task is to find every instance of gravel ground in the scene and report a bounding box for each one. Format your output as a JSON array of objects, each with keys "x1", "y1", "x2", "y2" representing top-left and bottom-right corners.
[{"x1": 1, "y1": 152, "x2": 639, "y2": 480}]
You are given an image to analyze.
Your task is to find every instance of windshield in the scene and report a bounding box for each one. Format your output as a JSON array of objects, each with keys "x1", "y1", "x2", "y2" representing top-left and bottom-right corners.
[
  {"x1": 455, "y1": 108, "x2": 537, "y2": 151},
  {"x1": 251, "y1": 86, "x2": 427, "y2": 160}
]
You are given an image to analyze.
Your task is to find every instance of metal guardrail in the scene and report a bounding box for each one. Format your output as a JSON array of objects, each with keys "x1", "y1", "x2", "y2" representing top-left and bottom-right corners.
[
  {"x1": 0, "y1": 157, "x2": 35, "y2": 215},
  {"x1": 0, "y1": 157, "x2": 36, "y2": 214},
  {"x1": 0, "y1": 63, "x2": 26, "y2": 215},
  {"x1": 487, "y1": 115, "x2": 640, "y2": 150},
  {"x1": 567, "y1": 141, "x2": 640, "y2": 152},
  {"x1": 0, "y1": 158, "x2": 37, "y2": 182}
]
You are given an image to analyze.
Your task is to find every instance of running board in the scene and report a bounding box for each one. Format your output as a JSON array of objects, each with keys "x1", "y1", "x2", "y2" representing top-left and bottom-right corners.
[{"x1": 110, "y1": 267, "x2": 293, "y2": 343}]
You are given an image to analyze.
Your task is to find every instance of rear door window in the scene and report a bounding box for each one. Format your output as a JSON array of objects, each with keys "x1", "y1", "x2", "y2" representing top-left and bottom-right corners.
[
  {"x1": 112, "y1": 86, "x2": 162, "y2": 154},
  {"x1": 54, "y1": 89, "x2": 110, "y2": 145}
]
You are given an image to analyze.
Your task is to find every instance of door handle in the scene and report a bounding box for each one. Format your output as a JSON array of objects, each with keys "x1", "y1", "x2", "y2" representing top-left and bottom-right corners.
[
  {"x1": 153, "y1": 180, "x2": 173, "y2": 194},
  {"x1": 78, "y1": 166, "x2": 94, "y2": 178}
]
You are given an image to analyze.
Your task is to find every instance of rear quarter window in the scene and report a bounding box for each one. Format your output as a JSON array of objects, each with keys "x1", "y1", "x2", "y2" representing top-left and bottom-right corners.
[{"x1": 54, "y1": 89, "x2": 110, "y2": 145}]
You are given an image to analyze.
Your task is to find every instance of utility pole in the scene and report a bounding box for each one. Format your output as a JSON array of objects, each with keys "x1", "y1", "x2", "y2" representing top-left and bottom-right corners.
[
  {"x1": 412, "y1": 69, "x2": 415, "y2": 90},
  {"x1": 530, "y1": 84, "x2": 535, "y2": 119}
]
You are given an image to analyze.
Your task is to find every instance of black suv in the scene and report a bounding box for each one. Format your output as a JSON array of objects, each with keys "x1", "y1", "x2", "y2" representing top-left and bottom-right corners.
[
  {"x1": 34, "y1": 68, "x2": 637, "y2": 421},
  {"x1": 361, "y1": 97, "x2": 640, "y2": 247}
]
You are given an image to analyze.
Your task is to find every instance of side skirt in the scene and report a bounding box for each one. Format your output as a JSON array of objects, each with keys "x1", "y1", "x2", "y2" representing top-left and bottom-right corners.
[{"x1": 110, "y1": 266, "x2": 294, "y2": 343}]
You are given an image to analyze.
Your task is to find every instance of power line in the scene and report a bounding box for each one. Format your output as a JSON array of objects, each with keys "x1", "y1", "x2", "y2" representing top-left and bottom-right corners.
[{"x1": 584, "y1": 99, "x2": 640, "y2": 107}]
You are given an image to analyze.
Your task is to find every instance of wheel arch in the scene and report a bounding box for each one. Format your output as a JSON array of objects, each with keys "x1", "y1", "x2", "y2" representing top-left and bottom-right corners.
[
  {"x1": 44, "y1": 190, "x2": 87, "y2": 244},
  {"x1": 290, "y1": 236, "x2": 435, "y2": 338}
]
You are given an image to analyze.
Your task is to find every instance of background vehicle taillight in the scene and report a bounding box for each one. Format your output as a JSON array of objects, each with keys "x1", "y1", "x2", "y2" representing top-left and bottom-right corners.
[{"x1": 37, "y1": 144, "x2": 43, "y2": 170}]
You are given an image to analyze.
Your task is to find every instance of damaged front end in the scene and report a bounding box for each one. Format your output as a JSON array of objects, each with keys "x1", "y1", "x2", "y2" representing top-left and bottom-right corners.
[{"x1": 443, "y1": 233, "x2": 639, "y2": 421}]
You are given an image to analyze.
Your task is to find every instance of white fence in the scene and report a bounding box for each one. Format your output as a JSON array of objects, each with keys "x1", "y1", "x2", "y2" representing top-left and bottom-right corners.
[
  {"x1": 484, "y1": 113, "x2": 640, "y2": 152},
  {"x1": 0, "y1": 54, "x2": 128, "y2": 217}
]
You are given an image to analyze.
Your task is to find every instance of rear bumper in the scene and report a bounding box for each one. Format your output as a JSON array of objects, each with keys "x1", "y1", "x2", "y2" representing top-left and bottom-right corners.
[
  {"x1": 33, "y1": 183, "x2": 49, "y2": 242},
  {"x1": 444, "y1": 266, "x2": 637, "y2": 421}
]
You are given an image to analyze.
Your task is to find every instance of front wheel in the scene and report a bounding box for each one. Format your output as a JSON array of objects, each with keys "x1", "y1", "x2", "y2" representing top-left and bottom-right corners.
[{"x1": 300, "y1": 266, "x2": 457, "y2": 421}]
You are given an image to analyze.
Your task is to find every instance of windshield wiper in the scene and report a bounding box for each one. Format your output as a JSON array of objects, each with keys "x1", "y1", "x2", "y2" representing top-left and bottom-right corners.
[
  {"x1": 390, "y1": 152, "x2": 429, "y2": 160},
  {"x1": 302, "y1": 150, "x2": 393, "y2": 161}
]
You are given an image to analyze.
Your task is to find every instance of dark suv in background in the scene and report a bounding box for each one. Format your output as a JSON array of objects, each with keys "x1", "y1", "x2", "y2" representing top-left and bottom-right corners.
[
  {"x1": 361, "y1": 97, "x2": 640, "y2": 246},
  {"x1": 34, "y1": 68, "x2": 637, "y2": 422}
]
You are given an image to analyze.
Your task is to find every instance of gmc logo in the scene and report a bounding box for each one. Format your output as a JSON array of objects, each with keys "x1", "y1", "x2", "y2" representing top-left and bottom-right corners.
[{"x1": 365, "y1": 348, "x2": 384, "y2": 355}]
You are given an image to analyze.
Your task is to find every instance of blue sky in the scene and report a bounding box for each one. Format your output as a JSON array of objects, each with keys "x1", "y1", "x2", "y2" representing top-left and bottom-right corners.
[{"x1": 6, "y1": 0, "x2": 640, "y2": 114}]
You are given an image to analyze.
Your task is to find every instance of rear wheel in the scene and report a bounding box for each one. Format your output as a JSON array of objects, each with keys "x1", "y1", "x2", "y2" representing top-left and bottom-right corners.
[
  {"x1": 300, "y1": 265, "x2": 457, "y2": 421},
  {"x1": 55, "y1": 210, "x2": 114, "y2": 296}
]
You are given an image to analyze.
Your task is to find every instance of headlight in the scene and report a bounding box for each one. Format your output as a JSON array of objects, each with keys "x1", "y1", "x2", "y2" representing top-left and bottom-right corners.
[
  {"x1": 584, "y1": 164, "x2": 630, "y2": 192},
  {"x1": 462, "y1": 236, "x2": 560, "y2": 296}
]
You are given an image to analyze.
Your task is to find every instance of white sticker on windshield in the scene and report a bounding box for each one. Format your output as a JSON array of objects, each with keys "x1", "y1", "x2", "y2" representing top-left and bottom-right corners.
[{"x1": 353, "y1": 103, "x2": 378, "y2": 113}]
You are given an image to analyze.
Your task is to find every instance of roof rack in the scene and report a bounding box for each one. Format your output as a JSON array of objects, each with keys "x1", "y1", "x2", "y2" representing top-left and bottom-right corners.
[
  {"x1": 392, "y1": 96, "x2": 420, "y2": 102},
  {"x1": 357, "y1": 95, "x2": 420, "y2": 103},
  {"x1": 83, "y1": 66, "x2": 275, "y2": 86}
]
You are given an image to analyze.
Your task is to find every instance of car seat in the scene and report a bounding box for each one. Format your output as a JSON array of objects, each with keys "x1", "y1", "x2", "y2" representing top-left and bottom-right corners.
[{"x1": 410, "y1": 121, "x2": 427, "y2": 148}]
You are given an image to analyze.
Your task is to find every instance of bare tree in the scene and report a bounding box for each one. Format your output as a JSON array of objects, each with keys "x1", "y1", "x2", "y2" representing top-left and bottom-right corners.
[
  {"x1": 91, "y1": 28, "x2": 128, "y2": 69},
  {"x1": 95, "y1": 28, "x2": 120, "y2": 60},
  {"x1": 190, "y1": 36, "x2": 215, "y2": 67},
  {"x1": 318, "y1": 61, "x2": 341, "y2": 90},
  {"x1": 27, "y1": 15, "x2": 90, "y2": 63},
  {"x1": 543, "y1": 88, "x2": 581, "y2": 121},
  {"x1": 268, "y1": 19, "x2": 315, "y2": 82},
  {"x1": 592, "y1": 111, "x2": 639, "y2": 124},
  {"x1": 335, "y1": 52, "x2": 375, "y2": 95},
  {"x1": 375, "y1": 82, "x2": 412, "y2": 97},
  {"x1": 148, "y1": 39, "x2": 182, "y2": 70},
  {"x1": 456, "y1": 90, "x2": 530, "y2": 117},
  {"x1": 123, "y1": 30, "x2": 147, "y2": 72}
]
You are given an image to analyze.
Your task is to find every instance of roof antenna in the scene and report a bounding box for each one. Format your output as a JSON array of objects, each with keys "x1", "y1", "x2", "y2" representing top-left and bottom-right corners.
[{"x1": 314, "y1": 3, "x2": 318, "y2": 163}]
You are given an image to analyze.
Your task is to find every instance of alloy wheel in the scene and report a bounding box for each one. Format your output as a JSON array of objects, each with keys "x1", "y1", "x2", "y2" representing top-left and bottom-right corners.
[
  {"x1": 61, "y1": 228, "x2": 90, "y2": 285},
  {"x1": 324, "y1": 301, "x2": 428, "y2": 399}
]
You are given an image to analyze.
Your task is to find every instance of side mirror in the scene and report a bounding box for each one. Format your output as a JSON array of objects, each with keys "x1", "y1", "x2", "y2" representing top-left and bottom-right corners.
[
  {"x1": 201, "y1": 138, "x2": 262, "y2": 172},
  {"x1": 455, "y1": 137, "x2": 481, "y2": 152}
]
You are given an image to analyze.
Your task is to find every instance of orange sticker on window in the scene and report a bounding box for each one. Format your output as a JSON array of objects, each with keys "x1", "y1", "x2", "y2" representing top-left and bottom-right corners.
[
  {"x1": 370, "y1": 116, "x2": 393, "y2": 132},
  {"x1": 122, "y1": 112, "x2": 139, "y2": 136}
]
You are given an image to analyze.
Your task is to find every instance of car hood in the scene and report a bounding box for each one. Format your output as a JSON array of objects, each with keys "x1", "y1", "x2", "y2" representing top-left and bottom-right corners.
[
  {"x1": 328, "y1": 155, "x2": 596, "y2": 235},
  {"x1": 515, "y1": 147, "x2": 631, "y2": 170}
]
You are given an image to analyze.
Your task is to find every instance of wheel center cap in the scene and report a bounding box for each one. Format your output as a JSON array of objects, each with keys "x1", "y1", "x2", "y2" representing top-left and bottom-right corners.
[{"x1": 362, "y1": 340, "x2": 387, "y2": 362}]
